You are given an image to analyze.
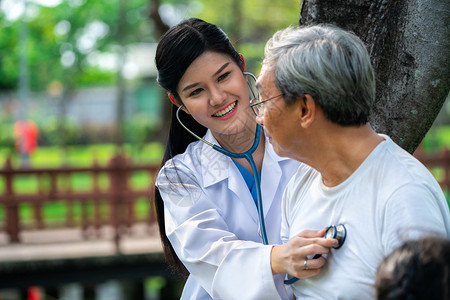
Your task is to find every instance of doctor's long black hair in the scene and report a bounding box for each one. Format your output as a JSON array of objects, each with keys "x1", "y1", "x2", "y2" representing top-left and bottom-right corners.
[{"x1": 154, "y1": 18, "x2": 243, "y2": 277}]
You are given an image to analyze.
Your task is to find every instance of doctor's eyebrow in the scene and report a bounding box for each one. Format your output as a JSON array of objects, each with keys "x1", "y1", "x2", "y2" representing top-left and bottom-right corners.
[
  {"x1": 182, "y1": 82, "x2": 200, "y2": 92},
  {"x1": 181, "y1": 62, "x2": 231, "y2": 92},
  {"x1": 213, "y1": 62, "x2": 230, "y2": 77}
]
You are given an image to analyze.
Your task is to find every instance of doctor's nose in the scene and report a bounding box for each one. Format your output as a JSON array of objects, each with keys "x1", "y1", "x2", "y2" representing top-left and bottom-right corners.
[{"x1": 209, "y1": 86, "x2": 227, "y2": 107}]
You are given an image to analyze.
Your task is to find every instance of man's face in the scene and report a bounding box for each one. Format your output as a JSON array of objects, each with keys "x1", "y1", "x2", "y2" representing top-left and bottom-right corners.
[{"x1": 255, "y1": 63, "x2": 299, "y2": 158}]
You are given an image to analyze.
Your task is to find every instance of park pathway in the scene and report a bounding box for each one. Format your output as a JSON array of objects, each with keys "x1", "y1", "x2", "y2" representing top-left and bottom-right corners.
[{"x1": 0, "y1": 223, "x2": 162, "y2": 262}]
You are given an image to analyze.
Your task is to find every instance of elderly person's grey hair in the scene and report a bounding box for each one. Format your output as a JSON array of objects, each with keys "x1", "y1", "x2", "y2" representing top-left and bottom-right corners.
[{"x1": 263, "y1": 24, "x2": 375, "y2": 126}]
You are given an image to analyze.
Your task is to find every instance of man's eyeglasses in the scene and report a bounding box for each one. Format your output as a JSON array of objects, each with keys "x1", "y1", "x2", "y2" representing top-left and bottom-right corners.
[{"x1": 250, "y1": 93, "x2": 284, "y2": 116}]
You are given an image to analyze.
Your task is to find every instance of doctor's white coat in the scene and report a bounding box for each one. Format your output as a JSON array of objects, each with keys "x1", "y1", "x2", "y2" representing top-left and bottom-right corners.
[{"x1": 156, "y1": 130, "x2": 300, "y2": 300}]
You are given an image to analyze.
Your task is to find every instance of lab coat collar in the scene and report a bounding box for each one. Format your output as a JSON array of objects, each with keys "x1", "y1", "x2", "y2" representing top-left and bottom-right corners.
[
  {"x1": 201, "y1": 130, "x2": 232, "y2": 188},
  {"x1": 200, "y1": 129, "x2": 291, "y2": 219}
]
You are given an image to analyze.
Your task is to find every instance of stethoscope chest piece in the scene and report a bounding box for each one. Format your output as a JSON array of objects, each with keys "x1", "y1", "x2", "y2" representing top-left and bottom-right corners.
[
  {"x1": 325, "y1": 224, "x2": 347, "y2": 249},
  {"x1": 284, "y1": 223, "x2": 348, "y2": 285}
]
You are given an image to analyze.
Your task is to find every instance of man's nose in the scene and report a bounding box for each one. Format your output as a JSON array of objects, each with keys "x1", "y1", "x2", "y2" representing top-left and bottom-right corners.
[{"x1": 256, "y1": 113, "x2": 264, "y2": 126}]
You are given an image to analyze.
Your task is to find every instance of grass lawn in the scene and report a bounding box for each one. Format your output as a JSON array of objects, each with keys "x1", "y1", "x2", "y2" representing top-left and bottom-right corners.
[
  {"x1": 1, "y1": 197, "x2": 152, "y2": 228},
  {"x1": 0, "y1": 142, "x2": 163, "y2": 226},
  {"x1": 421, "y1": 125, "x2": 450, "y2": 153},
  {"x1": 0, "y1": 128, "x2": 449, "y2": 227},
  {"x1": 0, "y1": 142, "x2": 164, "y2": 168}
]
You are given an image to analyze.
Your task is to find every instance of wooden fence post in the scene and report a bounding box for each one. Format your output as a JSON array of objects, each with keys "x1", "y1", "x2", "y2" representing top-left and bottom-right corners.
[
  {"x1": 443, "y1": 148, "x2": 449, "y2": 194},
  {"x1": 4, "y1": 156, "x2": 19, "y2": 243},
  {"x1": 0, "y1": 154, "x2": 161, "y2": 245},
  {"x1": 109, "y1": 154, "x2": 128, "y2": 253},
  {"x1": 93, "y1": 157, "x2": 101, "y2": 237}
]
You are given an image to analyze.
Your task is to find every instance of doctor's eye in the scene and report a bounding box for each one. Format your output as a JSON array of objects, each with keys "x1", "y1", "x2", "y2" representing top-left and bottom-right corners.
[
  {"x1": 189, "y1": 88, "x2": 204, "y2": 97},
  {"x1": 217, "y1": 72, "x2": 230, "y2": 82}
]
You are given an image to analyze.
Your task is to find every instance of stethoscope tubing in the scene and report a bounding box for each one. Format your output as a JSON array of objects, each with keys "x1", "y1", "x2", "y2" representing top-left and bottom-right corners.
[
  {"x1": 176, "y1": 103, "x2": 269, "y2": 245},
  {"x1": 174, "y1": 73, "x2": 348, "y2": 286}
]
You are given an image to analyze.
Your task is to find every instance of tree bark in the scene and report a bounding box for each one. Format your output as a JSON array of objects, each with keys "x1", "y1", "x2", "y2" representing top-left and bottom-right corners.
[
  {"x1": 299, "y1": 0, "x2": 449, "y2": 153},
  {"x1": 115, "y1": 0, "x2": 128, "y2": 147},
  {"x1": 148, "y1": 0, "x2": 171, "y2": 143},
  {"x1": 229, "y1": 0, "x2": 243, "y2": 46},
  {"x1": 149, "y1": 0, "x2": 170, "y2": 36}
]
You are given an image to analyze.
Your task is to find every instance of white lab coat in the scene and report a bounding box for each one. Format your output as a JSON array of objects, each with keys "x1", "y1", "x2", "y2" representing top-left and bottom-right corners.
[{"x1": 156, "y1": 129, "x2": 300, "y2": 300}]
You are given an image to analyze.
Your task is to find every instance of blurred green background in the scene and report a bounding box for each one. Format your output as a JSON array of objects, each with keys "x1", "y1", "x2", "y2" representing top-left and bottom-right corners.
[
  {"x1": 0, "y1": 0, "x2": 310, "y2": 226},
  {"x1": 0, "y1": 0, "x2": 303, "y2": 164},
  {"x1": 1, "y1": 0, "x2": 449, "y2": 198},
  {"x1": 0, "y1": 0, "x2": 448, "y2": 197},
  {"x1": 0, "y1": 1, "x2": 448, "y2": 298}
]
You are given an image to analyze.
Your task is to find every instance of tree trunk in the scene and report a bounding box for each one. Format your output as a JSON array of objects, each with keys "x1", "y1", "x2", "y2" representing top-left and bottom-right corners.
[
  {"x1": 299, "y1": 0, "x2": 449, "y2": 153},
  {"x1": 115, "y1": 0, "x2": 128, "y2": 147},
  {"x1": 149, "y1": 0, "x2": 170, "y2": 36},
  {"x1": 149, "y1": 0, "x2": 171, "y2": 143},
  {"x1": 229, "y1": 0, "x2": 243, "y2": 46}
]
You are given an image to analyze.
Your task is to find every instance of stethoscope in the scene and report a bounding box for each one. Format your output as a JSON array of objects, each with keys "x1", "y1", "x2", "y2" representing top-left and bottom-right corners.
[
  {"x1": 175, "y1": 72, "x2": 347, "y2": 284},
  {"x1": 175, "y1": 72, "x2": 269, "y2": 244},
  {"x1": 284, "y1": 224, "x2": 347, "y2": 285}
]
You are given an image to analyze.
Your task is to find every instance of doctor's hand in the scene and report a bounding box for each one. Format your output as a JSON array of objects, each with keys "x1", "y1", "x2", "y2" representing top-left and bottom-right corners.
[{"x1": 270, "y1": 228, "x2": 338, "y2": 279}]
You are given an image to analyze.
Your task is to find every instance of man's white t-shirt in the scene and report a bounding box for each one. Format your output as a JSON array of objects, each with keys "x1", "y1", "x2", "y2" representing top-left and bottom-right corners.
[{"x1": 281, "y1": 135, "x2": 450, "y2": 299}]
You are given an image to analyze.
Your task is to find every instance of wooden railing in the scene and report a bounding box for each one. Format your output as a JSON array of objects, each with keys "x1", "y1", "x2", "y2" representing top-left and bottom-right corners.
[
  {"x1": 0, "y1": 154, "x2": 160, "y2": 248},
  {"x1": 0, "y1": 147, "x2": 448, "y2": 248},
  {"x1": 414, "y1": 147, "x2": 450, "y2": 197}
]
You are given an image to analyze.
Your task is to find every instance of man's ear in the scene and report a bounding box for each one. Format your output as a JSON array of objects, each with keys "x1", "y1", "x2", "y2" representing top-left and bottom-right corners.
[
  {"x1": 298, "y1": 94, "x2": 316, "y2": 128},
  {"x1": 239, "y1": 53, "x2": 247, "y2": 72}
]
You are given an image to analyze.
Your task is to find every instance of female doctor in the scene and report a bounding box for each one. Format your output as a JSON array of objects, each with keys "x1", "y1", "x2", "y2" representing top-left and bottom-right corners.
[{"x1": 154, "y1": 18, "x2": 337, "y2": 300}]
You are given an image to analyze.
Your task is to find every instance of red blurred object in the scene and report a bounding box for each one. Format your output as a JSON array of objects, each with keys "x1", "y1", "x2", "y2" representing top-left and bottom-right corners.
[
  {"x1": 27, "y1": 286, "x2": 41, "y2": 300},
  {"x1": 14, "y1": 120, "x2": 39, "y2": 155}
]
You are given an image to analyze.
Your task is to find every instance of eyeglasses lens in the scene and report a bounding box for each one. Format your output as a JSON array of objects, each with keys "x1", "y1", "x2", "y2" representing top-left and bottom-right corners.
[{"x1": 250, "y1": 99, "x2": 263, "y2": 116}]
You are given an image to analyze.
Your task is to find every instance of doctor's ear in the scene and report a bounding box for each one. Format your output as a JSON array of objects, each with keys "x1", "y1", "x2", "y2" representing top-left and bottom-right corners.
[
  {"x1": 239, "y1": 53, "x2": 247, "y2": 72},
  {"x1": 168, "y1": 94, "x2": 190, "y2": 114},
  {"x1": 168, "y1": 93, "x2": 178, "y2": 106}
]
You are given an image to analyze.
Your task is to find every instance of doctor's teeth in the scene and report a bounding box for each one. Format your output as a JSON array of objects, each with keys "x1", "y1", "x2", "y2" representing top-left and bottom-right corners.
[{"x1": 214, "y1": 102, "x2": 236, "y2": 117}]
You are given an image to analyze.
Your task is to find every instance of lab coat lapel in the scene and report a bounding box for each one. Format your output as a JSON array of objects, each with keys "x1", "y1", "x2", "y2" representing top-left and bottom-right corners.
[
  {"x1": 228, "y1": 167, "x2": 259, "y2": 223},
  {"x1": 201, "y1": 131, "x2": 229, "y2": 187},
  {"x1": 200, "y1": 130, "x2": 259, "y2": 223}
]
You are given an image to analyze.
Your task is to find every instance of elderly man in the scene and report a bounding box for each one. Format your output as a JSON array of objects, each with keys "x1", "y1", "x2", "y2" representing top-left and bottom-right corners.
[{"x1": 253, "y1": 24, "x2": 450, "y2": 299}]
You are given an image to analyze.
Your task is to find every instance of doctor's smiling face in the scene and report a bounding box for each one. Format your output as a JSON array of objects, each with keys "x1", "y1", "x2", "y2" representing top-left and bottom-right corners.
[
  {"x1": 176, "y1": 51, "x2": 253, "y2": 140},
  {"x1": 255, "y1": 63, "x2": 300, "y2": 158}
]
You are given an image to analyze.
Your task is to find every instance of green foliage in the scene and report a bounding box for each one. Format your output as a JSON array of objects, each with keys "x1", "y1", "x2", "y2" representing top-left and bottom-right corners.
[
  {"x1": 192, "y1": 0, "x2": 301, "y2": 74},
  {"x1": 0, "y1": 0, "x2": 153, "y2": 92},
  {"x1": 421, "y1": 125, "x2": 450, "y2": 153},
  {"x1": 0, "y1": 118, "x2": 15, "y2": 151},
  {"x1": 37, "y1": 117, "x2": 80, "y2": 146},
  {"x1": 0, "y1": 113, "x2": 163, "y2": 149},
  {"x1": 0, "y1": 142, "x2": 164, "y2": 168},
  {"x1": 124, "y1": 113, "x2": 159, "y2": 146},
  {"x1": 76, "y1": 68, "x2": 116, "y2": 87},
  {"x1": 1, "y1": 199, "x2": 152, "y2": 227},
  {"x1": 0, "y1": 22, "x2": 19, "y2": 90},
  {"x1": 0, "y1": 0, "x2": 308, "y2": 153},
  {"x1": 0, "y1": 0, "x2": 302, "y2": 91}
]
